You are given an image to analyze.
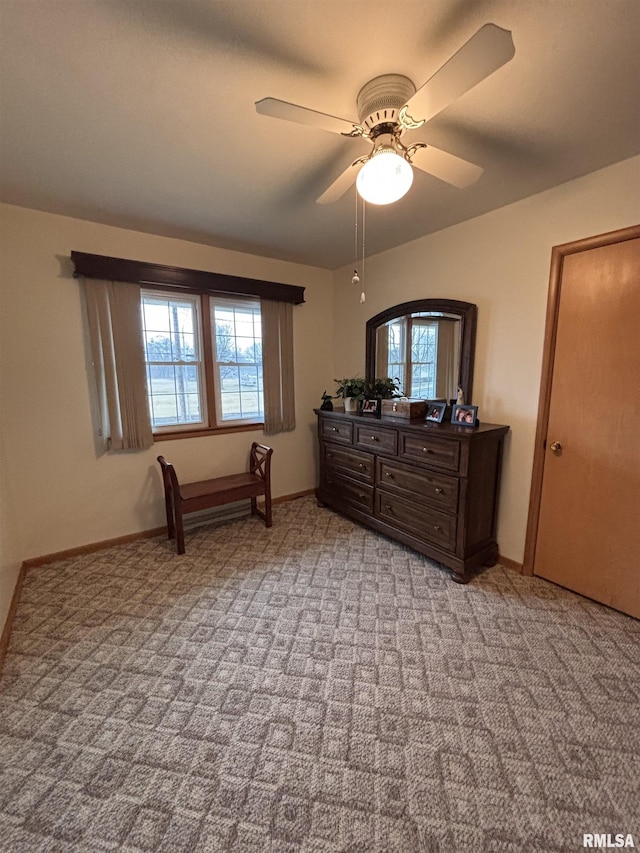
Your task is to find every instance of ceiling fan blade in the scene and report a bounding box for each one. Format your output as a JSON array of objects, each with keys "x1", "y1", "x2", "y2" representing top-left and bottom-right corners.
[
  {"x1": 316, "y1": 161, "x2": 360, "y2": 204},
  {"x1": 255, "y1": 97, "x2": 357, "y2": 136},
  {"x1": 411, "y1": 145, "x2": 483, "y2": 188},
  {"x1": 404, "y1": 24, "x2": 515, "y2": 125}
]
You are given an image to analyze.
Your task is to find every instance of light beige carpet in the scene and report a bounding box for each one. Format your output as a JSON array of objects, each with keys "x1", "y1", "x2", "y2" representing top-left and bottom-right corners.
[{"x1": 1, "y1": 496, "x2": 638, "y2": 851}]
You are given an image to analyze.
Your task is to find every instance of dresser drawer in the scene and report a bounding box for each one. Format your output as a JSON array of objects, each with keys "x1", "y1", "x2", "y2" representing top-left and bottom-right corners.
[
  {"x1": 322, "y1": 469, "x2": 374, "y2": 513},
  {"x1": 354, "y1": 424, "x2": 397, "y2": 455},
  {"x1": 319, "y1": 417, "x2": 353, "y2": 445},
  {"x1": 399, "y1": 432, "x2": 460, "y2": 472},
  {"x1": 376, "y1": 491, "x2": 456, "y2": 551},
  {"x1": 323, "y1": 444, "x2": 374, "y2": 483},
  {"x1": 377, "y1": 458, "x2": 459, "y2": 513}
]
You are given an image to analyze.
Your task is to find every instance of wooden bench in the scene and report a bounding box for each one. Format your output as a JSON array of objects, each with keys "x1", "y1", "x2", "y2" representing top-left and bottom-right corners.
[{"x1": 157, "y1": 442, "x2": 273, "y2": 554}]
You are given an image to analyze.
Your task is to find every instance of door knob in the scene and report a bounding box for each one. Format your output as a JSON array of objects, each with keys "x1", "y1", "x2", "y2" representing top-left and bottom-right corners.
[{"x1": 550, "y1": 441, "x2": 563, "y2": 453}]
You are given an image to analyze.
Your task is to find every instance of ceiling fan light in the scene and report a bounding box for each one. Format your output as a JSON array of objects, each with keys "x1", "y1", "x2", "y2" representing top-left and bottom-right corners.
[{"x1": 356, "y1": 148, "x2": 413, "y2": 205}]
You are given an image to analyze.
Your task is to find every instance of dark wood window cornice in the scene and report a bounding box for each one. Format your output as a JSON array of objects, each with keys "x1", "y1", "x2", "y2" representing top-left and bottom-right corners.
[{"x1": 71, "y1": 251, "x2": 305, "y2": 305}]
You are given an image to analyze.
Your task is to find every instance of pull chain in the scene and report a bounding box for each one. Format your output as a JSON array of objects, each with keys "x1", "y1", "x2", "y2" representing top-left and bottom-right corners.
[
  {"x1": 351, "y1": 184, "x2": 360, "y2": 288},
  {"x1": 360, "y1": 197, "x2": 366, "y2": 304}
]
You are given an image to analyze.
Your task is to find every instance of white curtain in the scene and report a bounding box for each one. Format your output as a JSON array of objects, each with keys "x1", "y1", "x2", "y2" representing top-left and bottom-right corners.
[
  {"x1": 376, "y1": 325, "x2": 390, "y2": 378},
  {"x1": 435, "y1": 318, "x2": 460, "y2": 400},
  {"x1": 84, "y1": 279, "x2": 153, "y2": 450},
  {"x1": 261, "y1": 298, "x2": 295, "y2": 434}
]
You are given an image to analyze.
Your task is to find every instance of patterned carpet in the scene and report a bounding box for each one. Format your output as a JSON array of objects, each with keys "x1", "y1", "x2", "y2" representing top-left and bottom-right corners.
[{"x1": 1, "y1": 496, "x2": 638, "y2": 852}]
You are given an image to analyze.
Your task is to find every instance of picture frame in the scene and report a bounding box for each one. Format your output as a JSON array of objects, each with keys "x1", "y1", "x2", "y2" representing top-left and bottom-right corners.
[
  {"x1": 451, "y1": 404, "x2": 478, "y2": 427},
  {"x1": 425, "y1": 401, "x2": 447, "y2": 423},
  {"x1": 359, "y1": 398, "x2": 381, "y2": 416}
]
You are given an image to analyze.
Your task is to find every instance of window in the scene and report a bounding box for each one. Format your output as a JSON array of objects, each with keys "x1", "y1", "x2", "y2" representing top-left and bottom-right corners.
[
  {"x1": 212, "y1": 298, "x2": 263, "y2": 423},
  {"x1": 142, "y1": 292, "x2": 204, "y2": 430},
  {"x1": 75, "y1": 251, "x2": 300, "y2": 446},
  {"x1": 141, "y1": 289, "x2": 263, "y2": 434}
]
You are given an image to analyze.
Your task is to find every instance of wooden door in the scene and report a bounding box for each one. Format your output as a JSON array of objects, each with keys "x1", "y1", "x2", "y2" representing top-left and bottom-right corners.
[{"x1": 526, "y1": 225, "x2": 640, "y2": 619}]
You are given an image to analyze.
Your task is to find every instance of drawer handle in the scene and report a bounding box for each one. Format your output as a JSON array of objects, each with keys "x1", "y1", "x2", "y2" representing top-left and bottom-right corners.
[
  {"x1": 358, "y1": 463, "x2": 365, "y2": 469},
  {"x1": 330, "y1": 427, "x2": 338, "y2": 432},
  {"x1": 327, "y1": 452, "x2": 334, "y2": 458},
  {"x1": 422, "y1": 447, "x2": 433, "y2": 453},
  {"x1": 385, "y1": 471, "x2": 393, "y2": 478},
  {"x1": 384, "y1": 504, "x2": 393, "y2": 512},
  {"x1": 327, "y1": 479, "x2": 333, "y2": 486},
  {"x1": 358, "y1": 493, "x2": 366, "y2": 499},
  {"x1": 370, "y1": 435, "x2": 379, "y2": 441},
  {"x1": 434, "y1": 487, "x2": 443, "y2": 494},
  {"x1": 433, "y1": 524, "x2": 441, "y2": 532}
]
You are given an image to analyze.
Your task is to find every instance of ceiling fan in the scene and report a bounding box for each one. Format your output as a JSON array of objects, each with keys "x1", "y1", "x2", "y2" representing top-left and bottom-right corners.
[{"x1": 256, "y1": 24, "x2": 515, "y2": 205}]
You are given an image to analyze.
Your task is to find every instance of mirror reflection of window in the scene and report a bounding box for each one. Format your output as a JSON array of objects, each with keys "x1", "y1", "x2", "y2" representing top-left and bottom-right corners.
[
  {"x1": 384, "y1": 319, "x2": 406, "y2": 393},
  {"x1": 376, "y1": 313, "x2": 459, "y2": 399},
  {"x1": 410, "y1": 319, "x2": 438, "y2": 398}
]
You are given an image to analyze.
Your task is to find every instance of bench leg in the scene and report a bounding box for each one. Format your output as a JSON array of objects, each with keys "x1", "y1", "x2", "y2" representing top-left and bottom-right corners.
[
  {"x1": 174, "y1": 502, "x2": 186, "y2": 554},
  {"x1": 164, "y1": 491, "x2": 176, "y2": 541},
  {"x1": 264, "y1": 487, "x2": 272, "y2": 528},
  {"x1": 251, "y1": 493, "x2": 272, "y2": 529}
]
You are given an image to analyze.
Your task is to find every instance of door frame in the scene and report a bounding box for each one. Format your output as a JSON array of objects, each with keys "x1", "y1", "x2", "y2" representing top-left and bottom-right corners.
[{"x1": 522, "y1": 223, "x2": 640, "y2": 576}]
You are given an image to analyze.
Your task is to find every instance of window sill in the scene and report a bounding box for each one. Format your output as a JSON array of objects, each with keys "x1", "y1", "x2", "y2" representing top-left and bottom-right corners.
[{"x1": 153, "y1": 422, "x2": 264, "y2": 441}]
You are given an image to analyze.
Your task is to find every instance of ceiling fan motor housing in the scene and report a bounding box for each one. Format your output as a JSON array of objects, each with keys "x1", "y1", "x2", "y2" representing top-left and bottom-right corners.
[{"x1": 356, "y1": 74, "x2": 416, "y2": 133}]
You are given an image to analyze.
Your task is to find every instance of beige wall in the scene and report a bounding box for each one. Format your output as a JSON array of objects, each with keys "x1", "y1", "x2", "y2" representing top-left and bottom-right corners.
[
  {"x1": 0, "y1": 205, "x2": 334, "y2": 633},
  {"x1": 332, "y1": 155, "x2": 640, "y2": 564}
]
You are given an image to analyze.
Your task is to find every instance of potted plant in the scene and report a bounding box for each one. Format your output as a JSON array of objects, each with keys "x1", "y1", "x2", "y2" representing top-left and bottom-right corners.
[
  {"x1": 334, "y1": 377, "x2": 368, "y2": 413},
  {"x1": 366, "y1": 377, "x2": 401, "y2": 399},
  {"x1": 334, "y1": 376, "x2": 400, "y2": 413}
]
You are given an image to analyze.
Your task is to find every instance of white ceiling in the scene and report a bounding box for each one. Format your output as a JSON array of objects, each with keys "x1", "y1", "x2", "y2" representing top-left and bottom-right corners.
[{"x1": 1, "y1": 0, "x2": 638, "y2": 270}]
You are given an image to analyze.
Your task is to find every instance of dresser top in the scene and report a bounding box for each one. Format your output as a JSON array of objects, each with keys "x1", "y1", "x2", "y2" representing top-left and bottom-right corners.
[{"x1": 314, "y1": 409, "x2": 509, "y2": 438}]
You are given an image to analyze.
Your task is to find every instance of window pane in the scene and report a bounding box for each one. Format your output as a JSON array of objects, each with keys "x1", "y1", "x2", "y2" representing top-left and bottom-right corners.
[
  {"x1": 219, "y1": 366, "x2": 241, "y2": 420},
  {"x1": 148, "y1": 363, "x2": 175, "y2": 395},
  {"x1": 145, "y1": 332, "x2": 172, "y2": 362},
  {"x1": 239, "y1": 364, "x2": 258, "y2": 387},
  {"x1": 411, "y1": 364, "x2": 436, "y2": 398},
  {"x1": 143, "y1": 298, "x2": 171, "y2": 334},
  {"x1": 171, "y1": 331, "x2": 196, "y2": 362},
  {"x1": 151, "y1": 395, "x2": 178, "y2": 427},
  {"x1": 411, "y1": 323, "x2": 437, "y2": 363},
  {"x1": 236, "y1": 337, "x2": 258, "y2": 362},
  {"x1": 147, "y1": 364, "x2": 202, "y2": 428},
  {"x1": 216, "y1": 333, "x2": 237, "y2": 365}
]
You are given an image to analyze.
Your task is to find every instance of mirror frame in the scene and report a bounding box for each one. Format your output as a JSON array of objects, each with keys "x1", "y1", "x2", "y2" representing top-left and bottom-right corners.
[{"x1": 365, "y1": 298, "x2": 478, "y2": 403}]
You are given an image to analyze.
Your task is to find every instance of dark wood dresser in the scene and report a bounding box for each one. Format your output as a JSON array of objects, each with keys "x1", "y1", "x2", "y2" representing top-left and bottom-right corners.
[{"x1": 315, "y1": 410, "x2": 509, "y2": 582}]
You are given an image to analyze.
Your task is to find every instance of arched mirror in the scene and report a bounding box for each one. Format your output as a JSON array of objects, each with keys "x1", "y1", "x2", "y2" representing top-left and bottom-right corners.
[{"x1": 366, "y1": 299, "x2": 477, "y2": 403}]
